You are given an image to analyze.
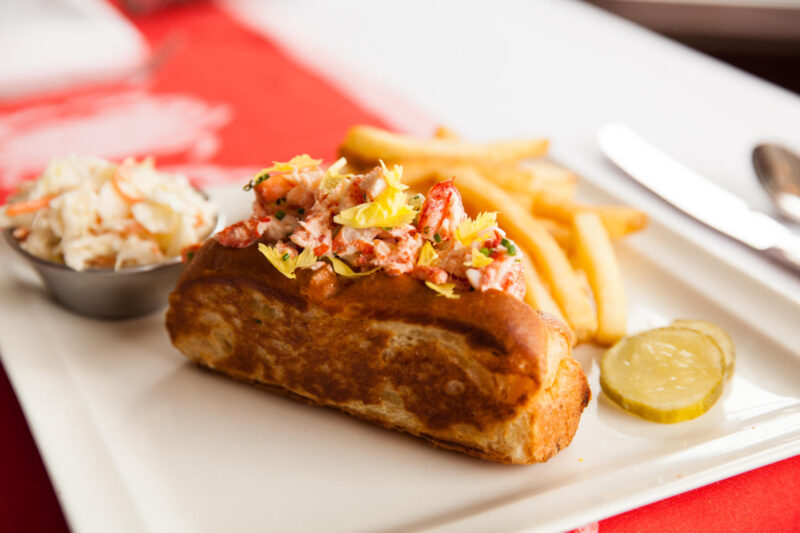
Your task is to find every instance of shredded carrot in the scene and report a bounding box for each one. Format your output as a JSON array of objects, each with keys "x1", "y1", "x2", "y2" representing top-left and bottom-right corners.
[
  {"x1": 122, "y1": 222, "x2": 147, "y2": 234},
  {"x1": 112, "y1": 167, "x2": 142, "y2": 203},
  {"x1": 5, "y1": 195, "x2": 54, "y2": 217}
]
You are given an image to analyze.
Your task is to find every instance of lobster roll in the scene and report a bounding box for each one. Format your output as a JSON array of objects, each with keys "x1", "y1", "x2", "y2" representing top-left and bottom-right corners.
[{"x1": 166, "y1": 156, "x2": 590, "y2": 464}]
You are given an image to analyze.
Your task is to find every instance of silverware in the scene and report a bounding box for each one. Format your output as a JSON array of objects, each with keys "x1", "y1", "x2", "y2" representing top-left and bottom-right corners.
[
  {"x1": 598, "y1": 123, "x2": 800, "y2": 274},
  {"x1": 752, "y1": 143, "x2": 800, "y2": 224}
]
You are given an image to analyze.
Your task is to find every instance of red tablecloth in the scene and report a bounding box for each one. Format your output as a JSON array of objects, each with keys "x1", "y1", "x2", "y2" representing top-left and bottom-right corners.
[{"x1": 0, "y1": 2, "x2": 798, "y2": 531}]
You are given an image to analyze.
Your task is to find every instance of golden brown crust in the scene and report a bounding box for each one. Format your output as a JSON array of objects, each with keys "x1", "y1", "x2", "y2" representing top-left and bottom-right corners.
[{"x1": 166, "y1": 238, "x2": 590, "y2": 463}]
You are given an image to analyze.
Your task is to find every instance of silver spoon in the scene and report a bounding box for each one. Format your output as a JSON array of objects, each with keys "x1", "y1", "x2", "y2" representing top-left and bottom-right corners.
[{"x1": 752, "y1": 143, "x2": 800, "y2": 224}]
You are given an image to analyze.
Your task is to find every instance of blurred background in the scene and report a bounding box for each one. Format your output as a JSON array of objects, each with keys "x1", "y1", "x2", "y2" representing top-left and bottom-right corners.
[
  {"x1": 2, "y1": 0, "x2": 799, "y2": 100},
  {"x1": 587, "y1": 0, "x2": 800, "y2": 94},
  {"x1": 120, "y1": 0, "x2": 800, "y2": 95}
]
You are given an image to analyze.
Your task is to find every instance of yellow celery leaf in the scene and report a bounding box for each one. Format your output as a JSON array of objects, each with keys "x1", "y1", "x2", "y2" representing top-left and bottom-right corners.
[
  {"x1": 334, "y1": 194, "x2": 416, "y2": 229},
  {"x1": 258, "y1": 244, "x2": 317, "y2": 279},
  {"x1": 425, "y1": 281, "x2": 459, "y2": 299},
  {"x1": 262, "y1": 154, "x2": 322, "y2": 174},
  {"x1": 379, "y1": 160, "x2": 408, "y2": 192},
  {"x1": 333, "y1": 162, "x2": 418, "y2": 229},
  {"x1": 319, "y1": 157, "x2": 352, "y2": 192},
  {"x1": 327, "y1": 255, "x2": 379, "y2": 278},
  {"x1": 464, "y1": 246, "x2": 493, "y2": 268},
  {"x1": 417, "y1": 241, "x2": 439, "y2": 266},
  {"x1": 455, "y1": 211, "x2": 498, "y2": 246},
  {"x1": 328, "y1": 157, "x2": 348, "y2": 174}
]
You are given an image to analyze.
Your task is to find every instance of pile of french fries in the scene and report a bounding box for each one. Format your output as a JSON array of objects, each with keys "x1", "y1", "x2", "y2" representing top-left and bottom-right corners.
[{"x1": 339, "y1": 125, "x2": 648, "y2": 346}]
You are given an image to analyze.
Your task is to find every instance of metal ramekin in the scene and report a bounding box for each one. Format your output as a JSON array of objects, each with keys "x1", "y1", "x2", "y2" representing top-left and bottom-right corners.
[{"x1": 2, "y1": 211, "x2": 223, "y2": 320}]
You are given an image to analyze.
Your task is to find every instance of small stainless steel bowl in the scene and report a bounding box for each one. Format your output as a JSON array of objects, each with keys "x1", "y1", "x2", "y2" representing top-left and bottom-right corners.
[{"x1": 2, "y1": 213, "x2": 223, "y2": 320}]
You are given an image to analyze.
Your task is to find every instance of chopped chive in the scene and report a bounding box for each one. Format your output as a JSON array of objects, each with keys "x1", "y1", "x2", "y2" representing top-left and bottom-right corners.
[
  {"x1": 501, "y1": 237, "x2": 517, "y2": 256},
  {"x1": 383, "y1": 227, "x2": 392, "y2": 231},
  {"x1": 479, "y1": 247, "x2": 490, "y2": 256},
  {"x1": 297, "y1": 207, "x2": 305, "y2": 215},
  {"x1": 282, "y1": 253, "x2": 290, "y2": 261},
  {"x1": 433, "y1": 233, "x2": 442, "y2": 243},
  {"x1": 423, "y1": 226, "x2": 430, "y2": 233},
  {"x1": 275, "y1": 210, "x2": 286, "y2": 220},
  {"x1": 243, "y1": 172, "x2": 270, "y2": 191}
]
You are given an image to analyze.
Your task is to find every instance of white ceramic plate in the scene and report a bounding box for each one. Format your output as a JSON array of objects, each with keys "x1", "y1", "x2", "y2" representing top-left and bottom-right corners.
[{"x1": 1, "y1": 181, "x2": 799, "y2": 533}]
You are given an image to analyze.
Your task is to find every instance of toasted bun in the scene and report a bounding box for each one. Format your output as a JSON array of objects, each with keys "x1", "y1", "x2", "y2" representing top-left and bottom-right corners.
[{"x1": 166, "y1": 239, "x2": 590, "y2": 464}]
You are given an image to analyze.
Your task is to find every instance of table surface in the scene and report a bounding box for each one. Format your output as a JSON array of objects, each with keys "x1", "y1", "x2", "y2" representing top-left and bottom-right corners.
[{"x1": 1, "y1": 0, "x2": 799, "y2": 531}]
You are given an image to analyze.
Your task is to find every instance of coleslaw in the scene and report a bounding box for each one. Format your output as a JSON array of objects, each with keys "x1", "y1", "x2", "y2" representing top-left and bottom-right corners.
[{"x1": 0, "y1": 155, "x2": 217, "y2": 271}]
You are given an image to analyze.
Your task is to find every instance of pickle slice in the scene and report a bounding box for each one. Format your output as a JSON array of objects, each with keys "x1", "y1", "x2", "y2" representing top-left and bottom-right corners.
[
  {"x1": 670, "y1": 319, "x2": 735, "y2": 380},
  {"x1": 600, "y1": 327, "x2": 725, "y2": 423}
]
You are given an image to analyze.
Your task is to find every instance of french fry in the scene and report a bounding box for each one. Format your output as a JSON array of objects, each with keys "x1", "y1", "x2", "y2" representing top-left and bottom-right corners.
[
  {"x1": 520, "y1": 159, "x2": 577, "y2": 180},
  {"x1": 519, "y1": 159, "x2": 578, "y2": 203},
  {"x1": 471, "y1": 163, "x2": 538, "y2": 192},
  {"x1": 393, "y1": 160, "x2": 542, "y2": 208},
  {"x1": 394, "y1": 160, "x2": 443, "y2": 188},
  {"x1": 474, "y1": 163, "x2": 577, "y2": 210},
  {"x1": 519, "y1": 251, "x2": 568, "y2": 327},
  {"x1": 391, "y1": 159, "x2": 571, "y2": 212},
  {"x1": 341, "y1": 125, "x2": 549, "y2": 165},
  {"x1": 535, "y1": 217, "x2": 574, "y2": 252},
  {"x1": 533, "y1": 197, "x2": 648, "y2": 239},
  {"x1": 408, "y1": 159, "x2": 574, "y2": 199},
  {"x1": 444, "y1": 166, "x2": 597, "y2": 342},
  {"x1": 394, "y1": 160, "x2": 531, "y2": 197},
  {"x1": 433, "y1": 126, "x2": 460, "y2": 140},
  {"x1": 573, "y1": 212, "x2": 627, "y2": 345},
  {"x1": 591, "y1": 205, "x2": 649, "y2": 238}
]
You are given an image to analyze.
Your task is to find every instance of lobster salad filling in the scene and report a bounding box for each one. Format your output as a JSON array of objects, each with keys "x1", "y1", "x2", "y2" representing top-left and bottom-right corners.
[{"x1": 215, "y1": 155, "x2": 525, "y2": 300}]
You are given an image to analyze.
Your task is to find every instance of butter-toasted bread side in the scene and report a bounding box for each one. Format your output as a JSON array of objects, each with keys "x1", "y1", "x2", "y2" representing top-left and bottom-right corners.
[{"x1": 166, "y1": 239, "x2": 590, "y2": 464}]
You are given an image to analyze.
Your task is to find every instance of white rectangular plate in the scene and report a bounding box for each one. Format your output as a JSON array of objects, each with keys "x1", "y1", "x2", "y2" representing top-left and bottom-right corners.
[{"x1": 2, "y1": 180, "x2": 799, "y2": 533}]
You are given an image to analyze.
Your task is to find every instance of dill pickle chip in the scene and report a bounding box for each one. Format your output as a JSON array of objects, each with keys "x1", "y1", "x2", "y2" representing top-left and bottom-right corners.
[
  {"x1": 670, "y1": 319, "x2": 735, "y2": 380},
  {"x1": 600, "y1": 327, "x2": 725, "y2": 423}
]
